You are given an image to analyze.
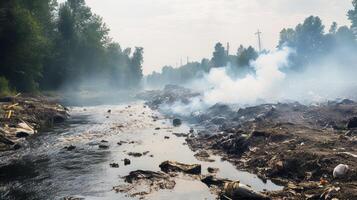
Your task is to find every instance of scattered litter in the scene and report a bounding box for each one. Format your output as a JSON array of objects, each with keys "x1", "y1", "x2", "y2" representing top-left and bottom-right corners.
[
  {"x1": 333, "y1": 164, "x2": 349, "y2": 178},
  {"x1": 159, "y1": 161, "x2": 201, "y2": 175}
]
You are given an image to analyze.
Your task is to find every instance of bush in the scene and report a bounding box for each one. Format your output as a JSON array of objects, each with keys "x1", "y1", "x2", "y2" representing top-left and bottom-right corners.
[{"x1": 0, "y1": 76, "x2": 12, "y2": 96}]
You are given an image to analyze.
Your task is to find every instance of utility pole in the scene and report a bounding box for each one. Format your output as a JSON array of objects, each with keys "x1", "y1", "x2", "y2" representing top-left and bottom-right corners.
[
  {"x1": 226, "y1": 42, "x2": 230, "y2": 56},
  {"x1": 255, "y1": 30, "x2": 262, "y2": 52},
  {"x1": 187, "y1": 56, "x2": 189, "y2": 64}
]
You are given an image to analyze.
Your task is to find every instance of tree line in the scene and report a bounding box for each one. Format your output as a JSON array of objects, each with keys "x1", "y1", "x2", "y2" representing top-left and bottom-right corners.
[
  {"x1": 147, "y1": 0, "x2": 357, "y2": 87},
  {"x1": 0, "y1": 0, "x2": 143, "y2": 95},
  {"x1": 146, "y1": 43, "x2": 258, "y2": 87}
]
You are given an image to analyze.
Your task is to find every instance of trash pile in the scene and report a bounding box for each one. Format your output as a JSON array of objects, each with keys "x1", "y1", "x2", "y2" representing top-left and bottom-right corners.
[
  {"x1": 116, "y1": 161, "x2": 270, "y2": 199},
  {"x1": 136, "y1": 84, "x2": 201, "y2": 109},
  {"x1": 139, "y1": 86, "x2": 357, "y2": 199},
  {"x1": 0, "y1": 94, "x2": 68, "y2": 151}
]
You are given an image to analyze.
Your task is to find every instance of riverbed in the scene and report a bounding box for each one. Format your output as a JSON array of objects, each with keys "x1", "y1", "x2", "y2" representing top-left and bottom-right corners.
[{"x1": 0, "y1": 102, "x2": 282, "y2": 200}]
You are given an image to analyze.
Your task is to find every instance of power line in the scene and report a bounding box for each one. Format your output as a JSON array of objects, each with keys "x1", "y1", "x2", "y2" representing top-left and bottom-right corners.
[{"x1": 255, "y1": 30, "x2": 262, "y2": 52}]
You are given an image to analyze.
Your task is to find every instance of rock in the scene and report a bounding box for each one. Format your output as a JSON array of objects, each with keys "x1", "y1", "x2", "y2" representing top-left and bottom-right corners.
[
  {"x1": 173, "y1": 132, "x2": 189, "y2": 137},
  {"x1": 127, "y1": 152, "x2": 143, "y2": 157},
  {"x1": 113, "y1": 170, "x2": 176, "y2": 197},
  {"x1": 346, "y1": 117, "x2": 357, "y2": 129},
  {"x1": 15, "y1": 131, "x2": 30, "y2": 138},
  {"x1": 194, "y1": 150, "x2": 215, "y2": 162},
  {"x1": 117, "y1": 141, "x2": 127, "y2": 145},
  {"x1": 13, "y1": 144, "x2": 21, "y2": 150},
  {"x1": 201, "y1": 175, "x2": 229, "y2": 187},
  {"x1": 99, "y1": 144, "x2": 110, "y2": 149},
  {"x1": 110, "y1": 163, "x2": 119, "y2": 168},
  {"x1": 164, "y1": 136, "x2": 170, "y2": 139},
  {"x1": 173, "y1": 118, "x2": 182, "y2": 127},
  {"x1": 189, "y1": 128, "x2": 194, "y2": 134},
  {"x1": 53, "y1": 114, "x2": 66, "y2": 123},
  {"x1": 64, "y1": 145, "x2": 76, "y2": 151},
  {"x1": 333, "y1": 164, "x2": 349, "y2": 178},
  {"x1": 107, "y1": 109, "x2": 111, "y2": 113},
  {"x1": 159, "y1": 161, "x2": 201, "y2": 175},
  {"x1": 155, "y1": 127, "x2": 161, "y2": 130},
  {"x1": 251, "y1": 130, "x2": 270, "y2": 137},
  {"x1": 207, "y1": 167, "x2": 219, "y2": 173},
  {"x1": 124, "y1": 158, "x2": 131, "y2": 165},
  {"x1": 101, "y1": 140, "x2": 108, "y2": 143}
]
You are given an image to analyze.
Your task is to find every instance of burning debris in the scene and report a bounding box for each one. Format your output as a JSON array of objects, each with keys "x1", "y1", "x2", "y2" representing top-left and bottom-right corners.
[
  {"x1": 139, "y1": 86, "x2": 357, "y2": 199},
  {"x1": 136, "y1": 85, "x2": 201, "y2": 110}
]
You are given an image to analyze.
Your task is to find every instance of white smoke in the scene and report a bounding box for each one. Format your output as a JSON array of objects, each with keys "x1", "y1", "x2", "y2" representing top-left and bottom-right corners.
[
  {"x1": 203, "y1": 47, "x2": 292, "y2": 105},
  {"x1": 159, "y1": 46, "x2": 357, "y2": 116}
]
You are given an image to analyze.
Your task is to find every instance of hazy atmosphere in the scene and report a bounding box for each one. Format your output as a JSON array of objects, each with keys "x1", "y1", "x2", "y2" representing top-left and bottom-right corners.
[
  {"x1": 83, "y1": 0, "x2": 351, "y2": 74},
  {"x1": 1, "y1": 1, "x2": 357, "y2": 200}
]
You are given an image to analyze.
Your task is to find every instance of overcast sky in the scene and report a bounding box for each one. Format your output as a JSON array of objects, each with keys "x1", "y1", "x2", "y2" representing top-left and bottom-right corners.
[{"x1": 81, "y1": 0, "x2": 352, "y2": 74}]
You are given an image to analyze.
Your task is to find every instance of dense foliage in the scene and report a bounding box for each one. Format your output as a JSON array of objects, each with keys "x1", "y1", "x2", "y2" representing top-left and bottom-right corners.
[{"x1": 0, "y1": 0, "x2": 143, "y2": 93}]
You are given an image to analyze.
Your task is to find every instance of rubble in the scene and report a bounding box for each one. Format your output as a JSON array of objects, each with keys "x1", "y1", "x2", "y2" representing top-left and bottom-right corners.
[
  {"x1": 127, "y1": 152, "x2": 143, "y2": 157},
  {"x1": 124, "y1": 158, "x2": 131, "y2": 165},
  {"x1": 113, "y1": 170, "x2": 176, "y2": 198},
  {"x1": 159, "y1": 161, "x2": 201, "y2": 175},
  {"x1": 194, "y1": 150, "x2": 215, "y2": 162},
  {"x1": 64, "y1": 145, "x2": 76, "y2": 151},
  {"x1": 0, "y1": 94, "x2": 68, "y2": 152},
  {"x1": 136, "y1": 85, "x2": 201, "y2": 109},
  {"x1": 207, "y1": 167, "x2": 219, "y2": 173},
  {"x1": 110, "y1": 163, "x2": 119, "y2": 168},
  {"x1": 141, "y1": 86, "x2": 357, "y2": 199},
  {"x1": 173, "y1": 118, "x2": 182, "y2": 126},
  {"x1": 201, "y1": 175, "x2": 270, "y2": 200}
]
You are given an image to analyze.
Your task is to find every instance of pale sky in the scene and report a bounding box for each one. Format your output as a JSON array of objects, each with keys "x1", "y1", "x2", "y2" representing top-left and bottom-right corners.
[{"x1": 80, "y1": 0, "x2": 352, "y2": 74}]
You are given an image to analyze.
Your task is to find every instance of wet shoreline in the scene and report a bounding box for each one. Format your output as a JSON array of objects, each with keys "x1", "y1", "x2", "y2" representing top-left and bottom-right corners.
[{"x1": 0, "y1": 103, "x2": 282, "y2": 200}]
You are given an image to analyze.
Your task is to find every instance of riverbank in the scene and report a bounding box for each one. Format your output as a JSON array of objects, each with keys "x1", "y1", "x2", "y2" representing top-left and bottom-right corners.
[
  {"x1": 0, "y1": 94, "x2": 68, "y2": 152},
  {"x1": 1, "y1": 102, "x2": 282, "y2": 200},
  {"x1": 139, "y1": 85, "x2": 357, "y2": 199}
]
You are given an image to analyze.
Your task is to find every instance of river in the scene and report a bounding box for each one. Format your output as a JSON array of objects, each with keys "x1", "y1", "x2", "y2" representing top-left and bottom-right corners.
[{"x1": 0, "y1": 102, "x2": 282, "y2": 200}]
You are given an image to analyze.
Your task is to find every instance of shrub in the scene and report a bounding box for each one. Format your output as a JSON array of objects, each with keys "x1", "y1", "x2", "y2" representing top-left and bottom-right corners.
[{"x1": 0, "y1": 76, "x2": 12, "y2": 96}]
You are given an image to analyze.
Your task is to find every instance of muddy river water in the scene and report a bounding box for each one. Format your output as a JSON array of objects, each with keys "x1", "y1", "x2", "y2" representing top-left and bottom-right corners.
[{"x1": 0, "y1": 103, "x2": 282, "y2": 200}]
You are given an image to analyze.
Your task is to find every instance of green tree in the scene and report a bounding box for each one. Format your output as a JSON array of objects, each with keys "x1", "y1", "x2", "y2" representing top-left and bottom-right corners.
[
  {"x1": 0, "y1": 0, "x2": 50, "y2": 92},
  {"x1": 212, "y1": 42, "x2": 227, "y2": 67},
  {"x1": 348, "y1": 0, "x2": 357, "y2": 36},
  {"x1": 329, "y1": 22, "x2": 338, "y2": 34},
  {"x1": 129, "y1": 47, "x2": 144, "y2": 87},
  {"x1": 237, "y1": 45, "x2": 258, "y2": 67}
]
